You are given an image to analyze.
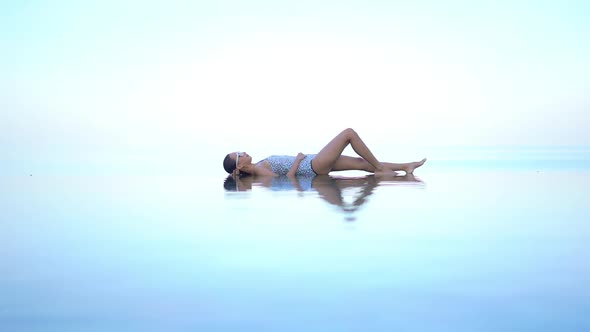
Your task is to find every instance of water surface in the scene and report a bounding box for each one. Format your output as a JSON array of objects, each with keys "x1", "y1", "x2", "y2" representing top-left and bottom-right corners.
[{"x1": 1, "y1": 150, "x2": 589, "y2": 331}]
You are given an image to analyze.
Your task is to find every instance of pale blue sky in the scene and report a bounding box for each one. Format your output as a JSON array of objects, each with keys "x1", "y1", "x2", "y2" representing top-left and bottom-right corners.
[{"x1": 1, "y1": 1, "x2": 589, "y2": 174}]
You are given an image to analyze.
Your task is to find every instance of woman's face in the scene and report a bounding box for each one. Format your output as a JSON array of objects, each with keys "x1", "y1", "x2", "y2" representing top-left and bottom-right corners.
[{"x1": 233, "y1": 151, "x2": 252, "y2": 168}]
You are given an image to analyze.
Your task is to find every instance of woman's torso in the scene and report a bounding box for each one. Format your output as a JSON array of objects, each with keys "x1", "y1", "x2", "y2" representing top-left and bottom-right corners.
[{"x1": 256, "y1": 155, "x2": 316, "y2": 176}]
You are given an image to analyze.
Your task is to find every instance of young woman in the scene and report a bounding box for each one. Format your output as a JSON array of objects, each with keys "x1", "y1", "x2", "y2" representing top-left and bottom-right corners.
[{"x1": 222, "y1": 128, "x2": 426, "y2": 177}]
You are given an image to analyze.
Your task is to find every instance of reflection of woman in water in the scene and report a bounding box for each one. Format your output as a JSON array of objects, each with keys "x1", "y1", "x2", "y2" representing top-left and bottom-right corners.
[
  {"x1": 224, "y1": 173, "x2": 423, "y2": 221},
  {"x1": 222, "y1": 128, "x2": 426, "y2": 177}
]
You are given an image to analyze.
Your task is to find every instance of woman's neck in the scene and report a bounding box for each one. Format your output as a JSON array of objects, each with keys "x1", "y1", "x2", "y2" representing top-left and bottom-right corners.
[{"x1": 241, "y1": 163, "x2": 256, "y2": 175}]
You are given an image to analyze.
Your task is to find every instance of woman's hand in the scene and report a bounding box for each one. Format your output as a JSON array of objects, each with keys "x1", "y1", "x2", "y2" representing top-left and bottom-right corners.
[{"x1": 288, "y1": 153, "x2": 306, "y2": 177}]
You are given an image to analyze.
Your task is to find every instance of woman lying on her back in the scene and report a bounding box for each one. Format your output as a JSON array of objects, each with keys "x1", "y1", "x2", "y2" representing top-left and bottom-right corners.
[{"x1": 222, "y1": 128, "x2": 426, "y2": 177}]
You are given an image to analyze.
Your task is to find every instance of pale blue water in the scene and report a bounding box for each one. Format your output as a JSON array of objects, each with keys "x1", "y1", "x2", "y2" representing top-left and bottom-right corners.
[{"x1": 1, "y1": 148, "x2": 590, "y2": 331}]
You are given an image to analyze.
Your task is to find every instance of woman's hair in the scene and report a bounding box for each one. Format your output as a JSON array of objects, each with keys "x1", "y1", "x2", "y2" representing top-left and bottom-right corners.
[{"x1": 223, "y1": 153, "x2": 236, "y2": 174}]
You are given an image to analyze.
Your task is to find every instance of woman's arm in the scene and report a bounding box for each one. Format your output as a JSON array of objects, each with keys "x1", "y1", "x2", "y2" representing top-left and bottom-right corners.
[{"x1": 287, "y1": 153, "x2": 305, "y2": 177}]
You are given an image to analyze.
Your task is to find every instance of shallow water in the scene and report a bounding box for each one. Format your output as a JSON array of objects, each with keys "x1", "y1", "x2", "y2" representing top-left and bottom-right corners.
[{"x1": 1, "y1": 152, "x2": 590, "y2": 331}]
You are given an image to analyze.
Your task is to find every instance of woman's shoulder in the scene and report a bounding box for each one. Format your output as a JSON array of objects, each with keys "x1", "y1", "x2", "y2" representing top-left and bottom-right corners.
[{"x1": 255, "y1": 159, "x2": 272, "y2": 170}]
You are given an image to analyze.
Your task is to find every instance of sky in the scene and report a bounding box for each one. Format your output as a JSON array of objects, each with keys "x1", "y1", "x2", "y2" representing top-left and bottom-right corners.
[{"x1": 1, "y1": 0, "x2": 589, "y2": 174}]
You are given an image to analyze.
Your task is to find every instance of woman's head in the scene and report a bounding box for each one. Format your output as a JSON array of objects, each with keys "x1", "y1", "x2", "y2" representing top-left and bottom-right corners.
[{"x1": 223, "y1": 151, "x2": 251, "y2": 174}]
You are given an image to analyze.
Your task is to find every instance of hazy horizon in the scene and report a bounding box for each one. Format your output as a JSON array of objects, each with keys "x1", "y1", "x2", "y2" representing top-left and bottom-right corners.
[{"x1": 2, "y1": 1, "x2": 589, "y2": 175}]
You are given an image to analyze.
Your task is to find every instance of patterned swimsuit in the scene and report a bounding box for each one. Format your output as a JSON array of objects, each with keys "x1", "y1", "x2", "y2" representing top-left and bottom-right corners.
[{"x1": 258, "y1": 154, "x2": 318, "y2": 176}]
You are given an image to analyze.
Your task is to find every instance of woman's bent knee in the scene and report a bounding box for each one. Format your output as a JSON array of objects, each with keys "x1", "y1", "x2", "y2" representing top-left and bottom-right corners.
[{"x1": 343, "y1": 127, "x2": 357, "y2": 138}]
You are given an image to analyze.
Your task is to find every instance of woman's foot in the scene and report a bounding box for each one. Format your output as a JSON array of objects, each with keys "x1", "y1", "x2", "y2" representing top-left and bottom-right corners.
[{"x1": 403, "y1": 158, "x2": 427, "y2": 174}]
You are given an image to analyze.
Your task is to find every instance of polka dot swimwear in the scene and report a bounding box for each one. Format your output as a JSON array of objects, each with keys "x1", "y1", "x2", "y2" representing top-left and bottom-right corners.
[{"x1": 258, "y1": 154, "x2": 318, "y2": 176}]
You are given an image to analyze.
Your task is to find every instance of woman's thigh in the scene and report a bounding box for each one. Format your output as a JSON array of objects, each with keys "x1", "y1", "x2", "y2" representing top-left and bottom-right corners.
[
  {"x1": 311, "y1": 129, "x2": 354, "y2": 174},
  {"x1": 313, "y1": 155, "x2": 372, "y2": 174}
]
